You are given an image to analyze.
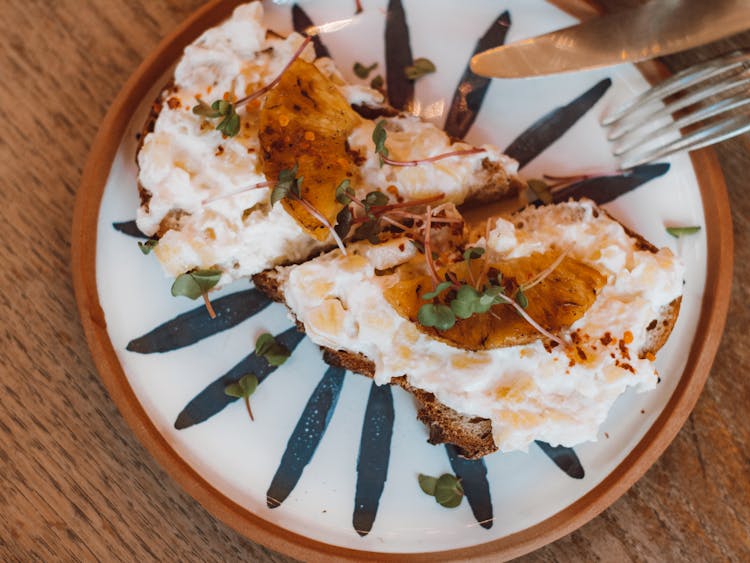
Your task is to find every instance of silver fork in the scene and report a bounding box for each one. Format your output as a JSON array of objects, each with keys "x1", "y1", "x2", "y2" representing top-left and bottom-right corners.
[{"x1": 602, "y1": 49, "x2": 750, "y2": 170}]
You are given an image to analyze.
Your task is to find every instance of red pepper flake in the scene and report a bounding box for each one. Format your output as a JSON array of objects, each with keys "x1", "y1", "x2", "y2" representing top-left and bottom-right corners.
[
  {"x1": 386, "y1": 185, "x2": 403, "y2": 202},
  {"x1": 167, "y1": 96, "x2": 181, "y2": 110},
  {"x1": 619, "y1": 339, "x2": 630, "y2": 360},
  {"x1": 600, "y1": 332, "x2": 613, "y2": 346},
  {"x1": 576, "y1": 347, "x2": 587, "y2": 361},
  {"x1": 215, "y1": 145, "x2": 224, "y2": 156}
]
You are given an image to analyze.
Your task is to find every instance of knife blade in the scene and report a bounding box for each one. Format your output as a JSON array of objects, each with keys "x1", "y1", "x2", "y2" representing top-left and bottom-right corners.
[{"x1": 471, "y1": 0, "x2": 750, "y2": 78}]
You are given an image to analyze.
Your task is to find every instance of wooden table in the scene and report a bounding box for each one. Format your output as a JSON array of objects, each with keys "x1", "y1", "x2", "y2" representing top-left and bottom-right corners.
[{"x1": 2, "y1": 0, "x2": 748, "y2": 560}]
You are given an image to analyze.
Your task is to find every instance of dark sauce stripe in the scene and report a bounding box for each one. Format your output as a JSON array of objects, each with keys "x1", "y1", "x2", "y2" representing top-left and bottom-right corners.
[
  {"x1": 291, "y1": 4, "x2": 331, "y2": 59},
  {"x1": 505, "y1": 78, "x2": 613, "y2": 169},
  {"x1": 266, "y1": 366, "x2": 346, "y2": 508},
  {"x1": 551, "y1": 163, "x2": 671, "y2": 205},
  {"x1": 352, "y1": 382, "x2": 395, "y2": 536},
  {"x1": 173, "y1": 327, "x2": 306, "y2": 429},
  {"x1": 535, "y1": 440, "x2": 585, "y2": 479},
  {"x1": 126, "y1": 289, "x2": 272, "y2": 354},
  {"x1": 443, "y1": 12, "x2": 511, "y2": 140},
  {"x1": 113, "y1": 220, "x2": 147, "y2": 238},
  {"x1": 384, "y1": 0, "x2": 414, "y2": 112},
  {"x1": 445, "y1": 444, "x2": 493, "y2": 529}
]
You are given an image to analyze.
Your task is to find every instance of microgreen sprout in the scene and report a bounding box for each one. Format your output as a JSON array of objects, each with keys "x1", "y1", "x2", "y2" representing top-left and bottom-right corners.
[
  {"x1": 472, "y1": 219, "x2": 493, "y2": 290},
  {"x1": 192, "y1": 36, "x2": 312, "y2": 137},
  {"x1": 363, "y1": 190, "x2": 389, "y2": 215},
  {"x1": 515, "y1": 287, "x2": 528, "y2": 309},
  {"x1": 192, "y1": 99, "x2": 240, "y2": 136},
  {"x1": 489, "y1": 295, "x2": 564, "y2": 347},
  {"x1": 423, "y1": 205, "x2": 440, "y2": 287},
  {"x1": 255, "y1": 333, "x2": 291, "y2": 367},
  {"x1": 202, "y1": 180, "x2": 274, "y2": 206},
  {"x1": 372, "y1": 120, "x2": 389, "y2": 165},
  {"x1": 138, "y1": 238, "x2": 158, "y2": 255},
  {"x1": 353, "y1": 61, "x2": 378, "y2": 79},
  {"x1": 405, "y1": 58, "x2": 437, "y2": 81},
  {"x1": 335, "y1": 179, "x2": 355, "y2": 205},
  {"x1": 335, "y1": 180, "x2": 446, "y2": 243},
  {"x1": 666, "y1": 225, "x2": 701, "y2": 238},
  {"x1": 224, "y1": 374, "x2": 259, "y2": 421},
  {"x1": 417, "y1": 303, "x2": 455, "y2": 331},
  {"x1": 463, "y1": 246, "x2": 484, "y2": 284},
  {"x1": 271, "y1": 166, "x2": 347, "y2": 254},
  {"x1": 270, "y1": 165, "x2": 303, "y2": 206},
  {"x1": 352, "y1": 217, "x2": 382, "y2": 244},
  {"x1": 371, "y1": 119, "x2": 485, "y2": 167},
  {"x1": 519, "y1": 247, "x2": 571, "y2": 292},
  {"x1": 421, "y1": 281, "x2": 453, "y2": 301},
  {"x1": 171, "y1": 268, "x2": 222, "y2": 319},
  {"x1": 418, "y1": 473, "x2": 463, "y2": 508},
  {"x1": 334, "y1": 205, "x2": 353, "y2": 240}
]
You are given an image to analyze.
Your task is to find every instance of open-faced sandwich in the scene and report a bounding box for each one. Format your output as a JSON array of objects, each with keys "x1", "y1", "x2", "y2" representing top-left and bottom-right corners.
[
  {"x1": 135, "y1": 2, "x2": 684, "y2": 459},
  {"x1": 136, "y1": 2, "x2": 521, "y2": 288},
  {"x1": 254, "y1": 199, "x2": 683, "y2": 457}
]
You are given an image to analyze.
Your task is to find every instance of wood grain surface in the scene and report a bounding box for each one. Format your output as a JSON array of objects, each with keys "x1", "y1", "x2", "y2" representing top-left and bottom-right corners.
[{"x1": 1, "y1": 0, "x2": 748, "y2": 561}]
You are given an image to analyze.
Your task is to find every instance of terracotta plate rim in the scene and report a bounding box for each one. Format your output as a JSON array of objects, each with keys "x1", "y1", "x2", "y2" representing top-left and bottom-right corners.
[{"x1": 70, "y1": 0, "x2": 734, "y2": 560}]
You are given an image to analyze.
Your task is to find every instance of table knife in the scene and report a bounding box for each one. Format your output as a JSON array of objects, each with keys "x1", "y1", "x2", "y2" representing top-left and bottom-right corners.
[{"x1": 471, "y1": 0, "x2": 750, "y2": 78}]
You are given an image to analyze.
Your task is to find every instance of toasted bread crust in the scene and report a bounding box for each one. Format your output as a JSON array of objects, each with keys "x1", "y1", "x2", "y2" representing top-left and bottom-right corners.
[
  {"x1": 320, "y1": 348, "x2": 497, "y2": 458},
  {"x1": 252, "y1": 209, "x2": 683, "y2": 460},
  {"x1": 251, "y1": 268, "x2": 287, "y2": 303}
]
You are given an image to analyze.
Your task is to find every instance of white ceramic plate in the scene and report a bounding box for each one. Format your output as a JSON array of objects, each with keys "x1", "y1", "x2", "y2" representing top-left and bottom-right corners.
[{"x1": 74, "y1": 0, "x2": 731, "y2": 559}]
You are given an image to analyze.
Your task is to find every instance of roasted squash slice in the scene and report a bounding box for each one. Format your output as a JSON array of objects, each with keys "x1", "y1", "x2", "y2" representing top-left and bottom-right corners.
[
  {"x1": 384, "y1": 251, "x2": 606, "y2": 350},
  {"x1": 259, "y1": 59, "x2": 361, "y2": 240}
]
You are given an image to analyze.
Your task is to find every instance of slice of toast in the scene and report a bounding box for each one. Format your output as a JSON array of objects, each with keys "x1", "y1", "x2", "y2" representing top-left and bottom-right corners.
[
  {"x1": 253, "y1": 201, "x2": 683, "y2": 459},
  {"x1": 134, "y1": 3, "x2": 522, "y2": 284}
]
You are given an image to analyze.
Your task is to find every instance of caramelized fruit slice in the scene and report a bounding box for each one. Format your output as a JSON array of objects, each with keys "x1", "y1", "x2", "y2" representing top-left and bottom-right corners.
[
  {"x1": 384, "y1": 251, "x2": 606, "y2": 351},
  {"x1": 259, "y1": 59, "x2": 361, "y2": 240}
]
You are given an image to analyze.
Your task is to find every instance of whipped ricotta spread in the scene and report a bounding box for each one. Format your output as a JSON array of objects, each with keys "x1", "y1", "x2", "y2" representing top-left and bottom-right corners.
[
  {"x1": 280, "y1": 200, "x2": 684, "y2": 452},
  {"x1": 136, "y1": 3, "x2": 518, "y2": 285}
]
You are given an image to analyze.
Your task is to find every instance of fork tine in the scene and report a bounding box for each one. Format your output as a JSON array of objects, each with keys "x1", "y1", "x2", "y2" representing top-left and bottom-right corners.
[
  {"x1": 613, "y1": 93, "x2": 750, "y2": 156},
  {"x1": 602, "y1": 49, "x2": 750, "y2": 126},
  {"x1": 607, "y1": 71, "x2": 750, "y2": 141},
  {"x1": 618, "y1": 112, "x2": 750, "y2": 170}
]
